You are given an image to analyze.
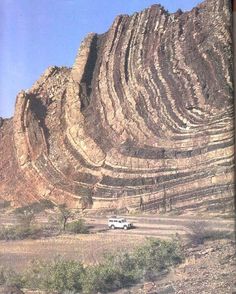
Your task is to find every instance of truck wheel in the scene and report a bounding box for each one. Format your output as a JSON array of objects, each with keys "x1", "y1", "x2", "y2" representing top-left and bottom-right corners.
[
  {"x1": 111, "y1": 225, "x2": 115, "y2": 229},
  {"x1": 123, "y1": 225, "x2": 128, "y2": 230}
]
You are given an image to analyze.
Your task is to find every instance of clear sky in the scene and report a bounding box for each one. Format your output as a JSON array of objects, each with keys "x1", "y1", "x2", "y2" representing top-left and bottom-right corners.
[{"x1": 0, "y1": 0, "x2": 201, "y2": 118}]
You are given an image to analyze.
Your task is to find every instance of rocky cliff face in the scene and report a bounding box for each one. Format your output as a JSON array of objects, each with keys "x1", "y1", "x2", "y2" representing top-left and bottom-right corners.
[{"x1": 0, "y1": 0, "x2": 234, "y2": 214}]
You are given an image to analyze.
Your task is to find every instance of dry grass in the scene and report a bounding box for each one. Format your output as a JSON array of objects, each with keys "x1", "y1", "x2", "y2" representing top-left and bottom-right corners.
[{"x1": 0, "y1": 232, "x2": 146, "y2": 271}]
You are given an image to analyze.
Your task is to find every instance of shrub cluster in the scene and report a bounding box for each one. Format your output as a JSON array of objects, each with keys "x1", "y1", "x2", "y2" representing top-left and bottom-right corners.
[
  {"x1": 66, "y1": 220, "x2": 89, "y2": 234},
  {"x1": 0, "y1": 266, "x2": 24, "y2": 288},
  {"x1": 0, "y1": 201, "x2": 88, "y2": 241},
  {"x1": 0, "y1": 225, "x2": 41, "y2": 240},
  {"x1": 0, "y1": 219, "x2": 88, "y2": 241},
  {"x1": 0, "y1": 238, "x2": 183, "y2": 293},
  {"x1": 24, "y1": 258, "x2": 84, "y2": 292},
  {"x1": 186, "y1": 221, "x2": 234, "y2": 246}
]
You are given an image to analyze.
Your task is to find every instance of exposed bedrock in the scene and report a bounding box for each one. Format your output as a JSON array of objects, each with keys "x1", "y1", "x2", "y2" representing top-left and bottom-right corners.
[{"x1": 0, "y1": 0, "x2": 234, "y2": 214}]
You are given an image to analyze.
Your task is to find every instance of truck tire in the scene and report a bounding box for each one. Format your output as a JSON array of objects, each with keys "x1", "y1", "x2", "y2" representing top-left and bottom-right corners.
[
  {"x1": 123, "y1": 225, "x2": 128, "y2": 230},
  {"x1": 111, "y1": 225, "x2": 115, "y2": 229}
]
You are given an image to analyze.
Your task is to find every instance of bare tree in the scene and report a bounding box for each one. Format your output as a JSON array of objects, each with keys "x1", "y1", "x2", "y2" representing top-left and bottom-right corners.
[
  {"x1": 58, "y1": 204, "x2": 73, "y2": 231},
  {"x1": 162, "y1": 186, "x2": 167, "y2": 213}
]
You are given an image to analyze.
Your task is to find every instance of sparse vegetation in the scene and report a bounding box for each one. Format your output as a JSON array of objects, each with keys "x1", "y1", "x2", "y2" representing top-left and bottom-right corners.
[
  {"x1": 0, "y1": 238, "x2": 183, "y2": 293},
  {"x1": 81, "y1": 252, "x2": 139, "y2": 293},
  {"x1": 186, "y1": 221, "x2": 210, "y2": 245},
  {"x1": 132, "y1": 238, "x2": 183, "y2": 281},
  {"x1": 0, "y1": 225, "x2": 41, "y2": 240},
  {"x1": 0, "y1": 202, "x2": 90, "y2": 240},
  {"x1": 16, "y1": 209, "x2": 36, "y2": 228},
  {"x1": 66, "y1": 219, "x2": 89, "y2": 234},
  {"x1": 0, "y1": 201, "x2": 47, "y2": 241},
  {"x1": 23, "y1": 257, "x2": 84, "y2": 292},
  {"x1": 57, "y1": 203, "x2": 74, "y2": 232},
  {"x1": 0, "y1": 266, "x2": 24, "y2": 288},
  {"x1": 186, "y1": 221, "x2": 234, "y2": 246}
]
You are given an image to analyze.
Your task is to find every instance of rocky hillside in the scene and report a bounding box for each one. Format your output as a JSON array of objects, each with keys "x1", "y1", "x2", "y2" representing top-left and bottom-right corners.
[{"x1": 0, "y1": 0, "x2": 234, "y2": 214}]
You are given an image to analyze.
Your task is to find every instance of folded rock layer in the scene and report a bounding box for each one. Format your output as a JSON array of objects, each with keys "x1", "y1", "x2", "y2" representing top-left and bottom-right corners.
[{"x1": 0, "y1": 0, "x2": 234, "y2": 214}]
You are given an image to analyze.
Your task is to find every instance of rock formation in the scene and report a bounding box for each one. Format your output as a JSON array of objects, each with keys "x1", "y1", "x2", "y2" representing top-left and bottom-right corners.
[{"x1": 0, "y1": 0, "x2": 234, "y2": 214}]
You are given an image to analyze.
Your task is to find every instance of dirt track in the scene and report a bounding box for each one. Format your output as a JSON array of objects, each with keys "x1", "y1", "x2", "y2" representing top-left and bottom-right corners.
[
  {"x1": 84, "y1": 214, "x2": 235, "y2": 238},
  {"x1": 0, "y1": 213, "x2": 234, "y2": 271}
]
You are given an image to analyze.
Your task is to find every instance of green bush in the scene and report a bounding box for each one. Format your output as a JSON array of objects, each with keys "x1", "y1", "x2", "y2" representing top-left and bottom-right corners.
[
  {"x1": 66, "y1": 219, "x2": 88, "y2": 234},
  {"x1": 82, "y1": 238, "x2": 183, "y2": 293},
  {"x1": 57, "y1": 203, "x2": 74, "y2": 232},
  {"x1": 133, "y1": 238, "x2": 183, "y2": 280},
  {"x1": 82, "y1": 253, "x2": 138, "y2": 293},
  {"x1": 0, "y1": 238, "x2": 183, "y2": 293},
  {"x1": 0, "y1": 225, "x2": 41, "y2": 240},
  {"x1": 186, "y1": 221, "x2": 210, "y2": 245},
  {"x1": 24, "y1": 257, "x2": 84, "y2": 292},
  {"x1": 187, "y1": 221, "x2": 234, "y2": 246},
  {"x1": 0, "y1": 266, "x2": 25, "y2": 288}
]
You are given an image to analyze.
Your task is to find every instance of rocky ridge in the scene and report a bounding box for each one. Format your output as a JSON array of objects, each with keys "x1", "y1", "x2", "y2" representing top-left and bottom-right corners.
[{"x1": 0, "y1": 0, "x2": 234, "y2": 214}]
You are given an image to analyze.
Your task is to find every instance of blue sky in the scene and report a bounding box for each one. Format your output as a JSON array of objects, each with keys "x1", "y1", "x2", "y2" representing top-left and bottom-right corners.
[{"x1": 0, "y1": 0, "x2": 200, "y2": 118}]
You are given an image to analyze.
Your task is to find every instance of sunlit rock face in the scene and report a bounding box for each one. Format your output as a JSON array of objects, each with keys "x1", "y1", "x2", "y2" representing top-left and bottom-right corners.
[{"x1": 0, "y1": 0, "x2": 234, "y2": 214}]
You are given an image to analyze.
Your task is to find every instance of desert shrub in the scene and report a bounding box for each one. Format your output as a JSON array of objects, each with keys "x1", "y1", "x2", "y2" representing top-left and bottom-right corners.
[
  {"x1": 23, "y1": 257, "x2": 84, "y2": 292},
  {"x1": 82, "y1": 252, "x2": 138, "y2": 293},
  {"x1": 0, "y1": 266, "x2": 25, "y2": 288},
  {"x1": 40, "y1": 220, "x2": 60, "y2": 237},
  {"x1": 13, "y1": 200, "x2": 55, "y2": 234},
  {"x1": 82, "y1": 238, "x2": 183, "y2": 293},
  {"x1": 82, "y1": 264, "x2": 119, "y2": 293},
  {"x1": 186, "y1": 221, "x2": 233, "y2": 246},
  {"x1": 57, "y1": 204, "x2": 73, "y2": 232},
  {"x1": 206, "y1": 230, "x2": 234, "y2": 241},
  {"x1": 16, "y1": 211, "x2": 36, "y2": 228},
  {"x1": 0, "y1": 268, "x2": 4, "y2": 285},
  {"x1": 186, "y1": 221, "x2": 210, "y2": 245},
  {"x1": 0, "y1": 225, "x2": 41, "y2": 240},
  {"x1": 132, "y1": 238, "x2": 183, "y2": 280},
  {"x1": 82, "y1": 264, "x2": 134, "y2": 294},
  {"x1": 66, "y1": 219, "x2": 88, "y2": 234},
  {"x1": 0, "y1": 238, "x2": 183, "y2": 293}
]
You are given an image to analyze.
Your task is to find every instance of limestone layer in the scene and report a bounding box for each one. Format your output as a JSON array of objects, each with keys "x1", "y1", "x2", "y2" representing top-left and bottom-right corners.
[{"x1": 0, "y1": 0, "x2": 234, "y2": 214}]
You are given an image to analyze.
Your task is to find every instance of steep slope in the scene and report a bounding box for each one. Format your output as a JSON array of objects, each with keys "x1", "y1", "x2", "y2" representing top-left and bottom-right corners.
[{"x1": 0, "y1": 0, "x2": 234, "y2": 214}]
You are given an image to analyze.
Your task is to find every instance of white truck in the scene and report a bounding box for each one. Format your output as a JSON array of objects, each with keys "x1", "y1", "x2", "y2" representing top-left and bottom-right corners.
[{"x1": 108, "y1": 217, "x2": 133, "y2": 230}]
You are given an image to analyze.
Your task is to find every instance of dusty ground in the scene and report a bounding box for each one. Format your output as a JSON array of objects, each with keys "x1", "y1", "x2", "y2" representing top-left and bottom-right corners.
[
  {"x1": 0, "y1": 209, "x2": 235, "y2": 293},
  {"x1": 0, "y1": 238, "x2": 234, "y2": 294},
  {"x1": 0, "y1": 232, "x2": 147, "y2": 271}
]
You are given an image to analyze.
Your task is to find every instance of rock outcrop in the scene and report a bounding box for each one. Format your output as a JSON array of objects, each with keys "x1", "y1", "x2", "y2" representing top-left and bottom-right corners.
[{"x1": 0, "y1": 0, "x2": 234, "y2": 214}]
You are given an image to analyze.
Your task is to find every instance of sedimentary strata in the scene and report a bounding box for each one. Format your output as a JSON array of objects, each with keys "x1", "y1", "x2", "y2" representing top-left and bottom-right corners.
[{"x1": 0, "y1": 0, "x2": 234, "y2": 214}]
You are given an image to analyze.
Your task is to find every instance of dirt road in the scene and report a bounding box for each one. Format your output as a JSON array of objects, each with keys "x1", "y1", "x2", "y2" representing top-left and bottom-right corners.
[
  {"x1": 0, "y1": 213, "x2": 234, "y2": 271},
  {"x1": 0, "y1": 212, "x2": 234, "y2": 239},
  {"x1": 84, "y1": 214, "x2": 235, "y2": 238}
]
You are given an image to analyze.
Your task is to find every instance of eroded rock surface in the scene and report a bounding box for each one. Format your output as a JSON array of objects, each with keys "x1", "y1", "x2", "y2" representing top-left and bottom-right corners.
[{"x1": 0, "y1": 0, "x2": 234, "y2": 213}]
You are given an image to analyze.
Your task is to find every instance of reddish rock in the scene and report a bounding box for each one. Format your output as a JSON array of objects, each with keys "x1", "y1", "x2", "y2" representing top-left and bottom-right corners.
[{"x1": 0, "y1": 0, "x2": 233, "y2": 214}]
